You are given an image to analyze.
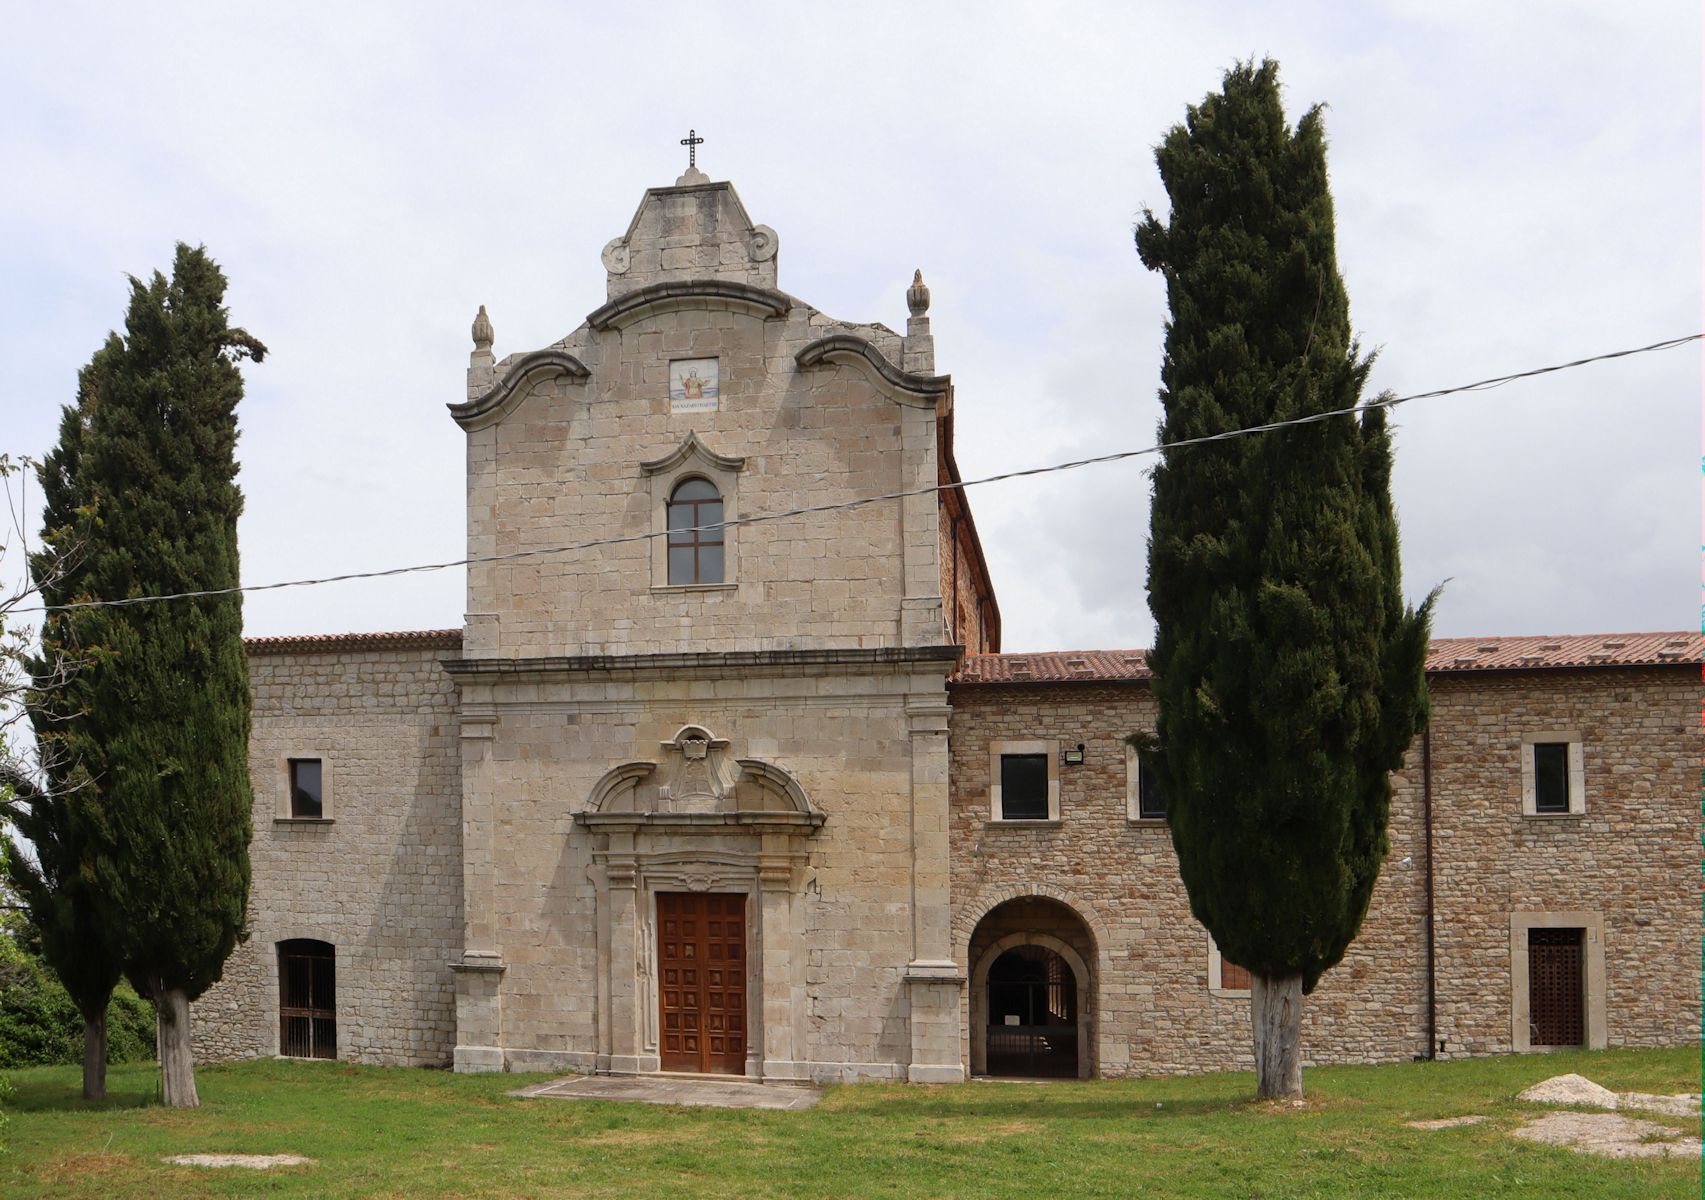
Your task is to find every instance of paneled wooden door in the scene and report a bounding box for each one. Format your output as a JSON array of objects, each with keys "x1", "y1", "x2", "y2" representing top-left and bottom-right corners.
[{"x1": 657, "y1": 892, "x2": 748, "y2": 1073}]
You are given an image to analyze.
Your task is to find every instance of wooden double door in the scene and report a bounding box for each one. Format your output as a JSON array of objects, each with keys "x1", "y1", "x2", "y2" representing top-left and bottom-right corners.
[{"x1": 658, "y1": 892, "x2": 748, "y2": 1073}]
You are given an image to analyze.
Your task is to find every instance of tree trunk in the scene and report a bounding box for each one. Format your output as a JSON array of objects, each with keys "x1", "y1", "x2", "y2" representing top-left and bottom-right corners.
[
  {"x1": 156, "y1": 987, "x2": 199, "y2": 1108},
  {"x1": 1250, "y1": 973, "x2": 1304, "y2": 1100},
  {"x1": 81, "y1": 1011, "x2": 108, "y2": 1101}
]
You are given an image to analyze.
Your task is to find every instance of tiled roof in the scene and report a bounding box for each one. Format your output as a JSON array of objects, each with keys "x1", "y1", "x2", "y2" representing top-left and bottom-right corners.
[
  {"x1": 244, "y1": 629, "x2": 463, "y2": 655},
  {"x1": 954, "y1": 632, "x2": 1704, "y2": 685}
]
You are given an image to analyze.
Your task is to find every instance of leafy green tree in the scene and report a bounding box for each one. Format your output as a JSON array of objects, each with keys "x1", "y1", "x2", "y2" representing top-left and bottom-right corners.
[
  {"x1": 1135, "y1": 60, "x2": 1434, "y2": 1099},
  {"x1": 19, "y1": 245, "x2": 264, "y2": 1107}
]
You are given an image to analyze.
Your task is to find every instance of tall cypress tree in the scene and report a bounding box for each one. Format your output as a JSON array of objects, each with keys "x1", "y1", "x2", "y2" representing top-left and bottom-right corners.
[
  {"x1": 36, "y1": 244, "x2": 264, "y2": 1107},
  {"x1": 4, "y1": 391, "x2": 128, "y2": 1100},
  {"x1": 1135, "y1": 60, "x2": 1434, "y2": 1099}
]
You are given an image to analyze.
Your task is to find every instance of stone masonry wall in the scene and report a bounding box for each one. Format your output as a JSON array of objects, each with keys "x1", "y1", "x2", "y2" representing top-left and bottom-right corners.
[
  {"x1": 457, "y1": 662, "x2": 940, "y2": 1080},
  {"x1": 192, "y1": 644, "x2": 462, "y2": 1066},
  {"x1": 1427, "y1": 667, "x2": 1700, "y2": 1056},
  {"x1": 948, "y1": 682, "x2": 1428, "y2": 1077},
  {"x1": 948, "y1": 665, "x2": 1697, "y2": 1077}
]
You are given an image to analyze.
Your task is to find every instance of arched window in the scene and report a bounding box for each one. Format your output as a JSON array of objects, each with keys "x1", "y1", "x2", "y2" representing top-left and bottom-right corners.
[
  {"x1": 667, "y1": 478, "x2": 724, "y2": 585},
  {"x1": 278, "y1": 939, "x2": 336, "y2": 1059}
]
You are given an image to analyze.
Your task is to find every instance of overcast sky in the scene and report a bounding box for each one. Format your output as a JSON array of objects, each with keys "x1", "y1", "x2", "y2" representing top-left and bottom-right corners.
[{"x1": 2, "y1": 1, "x2": 1698, "y2": 652}]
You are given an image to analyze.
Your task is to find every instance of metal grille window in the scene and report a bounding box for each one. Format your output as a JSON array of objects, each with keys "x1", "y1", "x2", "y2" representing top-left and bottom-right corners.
[
  {"x1": 999, "y1": 754, "x2": 1049, "y2": 820},
  {"x1": 1528, "y1": 928, "x2": 1585, "y2": 1047},
  {"x1": 278, "y1": 939, "x2": 336, "y2": 1059},
  {"x1": 666, "y1": 478, "x2": 724, "y2": 585},
  {"x1": 288, "y1": 758, "x2": 323, "y2": 819},
  {"x1": 1532, "y1": 742, "x2": 1570, "y2": 813}
]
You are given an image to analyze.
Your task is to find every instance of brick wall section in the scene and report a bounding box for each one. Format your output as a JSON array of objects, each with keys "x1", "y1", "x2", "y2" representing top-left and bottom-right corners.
[
  {"x1": 948, "y1": 665, "x2": 1697, "y2": 1076},
  {"x1": 1427, "y1": 667, "x2": 1700, "y2": 1056},
  {"x1": 192, "y1": 645, "x2": 463, "y2": 1066}
]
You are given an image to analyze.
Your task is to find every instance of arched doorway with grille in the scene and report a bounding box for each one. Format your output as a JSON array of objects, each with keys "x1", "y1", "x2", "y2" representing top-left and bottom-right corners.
[{"x1": 967, "y1": 898, "x2": 1096, "y2": 1079}]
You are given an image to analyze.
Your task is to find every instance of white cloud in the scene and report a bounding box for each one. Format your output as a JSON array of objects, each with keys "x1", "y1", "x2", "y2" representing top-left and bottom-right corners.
[{"x1": 1, "y1": 0, "x2": 1696, "y2": 646}]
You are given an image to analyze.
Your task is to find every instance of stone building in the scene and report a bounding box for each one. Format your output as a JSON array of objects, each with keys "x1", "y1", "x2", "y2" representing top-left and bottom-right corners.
[{"x1": 195, "y1": 167, "x2": 1702, "y2": 1081}]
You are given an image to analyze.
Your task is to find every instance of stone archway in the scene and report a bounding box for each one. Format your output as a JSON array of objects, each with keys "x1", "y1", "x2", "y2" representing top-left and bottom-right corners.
[{"x1": 966, "y1": 898, "x2": 1097, "y2": 1079}]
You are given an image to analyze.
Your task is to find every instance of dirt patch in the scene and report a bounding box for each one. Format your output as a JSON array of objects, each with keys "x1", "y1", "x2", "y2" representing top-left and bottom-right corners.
[
  {"x1": 1406, "y1": 1115, "x2": 1488, "y2": 1130},
  {"x1": 164, "y1": 1153, "x2": 316, "y2": 1169},
  {"x1": 1512, "y1": 1112, "x2": 1700, "y2": 1160}
]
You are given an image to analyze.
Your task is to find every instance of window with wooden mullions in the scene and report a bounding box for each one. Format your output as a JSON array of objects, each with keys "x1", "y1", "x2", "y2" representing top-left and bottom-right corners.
[
  {"x1": 1532, "y1": 742, "x2": 1571, "y2": 814},
  {"x1": 667, "y1": 478, "x2": 724, "y2": 585},
  {"x1": 288, "y1": 758, "x2": 323, "y2": 819},
  {"x1": 278, "y1": 939, "x2": 336, "y2": 1059},
  {"x1": 999, "y1": 753, "x2": 1049, "y2": 820}
]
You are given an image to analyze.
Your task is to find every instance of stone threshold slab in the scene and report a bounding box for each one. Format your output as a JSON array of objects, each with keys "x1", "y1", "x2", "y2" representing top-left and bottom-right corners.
[{"x1": 511, "y1": 1074, "x2": 821, "y2": 1110}]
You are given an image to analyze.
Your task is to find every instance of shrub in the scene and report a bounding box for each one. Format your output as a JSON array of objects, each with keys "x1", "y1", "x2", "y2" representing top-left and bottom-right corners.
[{"x1": 0, "y1": 933, "x2": 155, "y2": 1068}]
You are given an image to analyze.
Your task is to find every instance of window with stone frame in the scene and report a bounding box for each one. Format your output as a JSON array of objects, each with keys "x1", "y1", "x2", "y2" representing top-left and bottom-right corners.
[
  {"x1": 1207, "y1": 935, "x2": 1252, "y2": 997},
  {"x1": 1521, "y1": 733, "x2": 1585, "y2": 816},
  {"x1": 988, "y1": 739, "x2": 1059, "y2": 822},
  {"x1": 999, "y1": 754, "x2": 1049, "y2": 820},
  {"x1": 666, "y1": 477, "x2": 725, "y2": 585},
  {"x1": 288, "y1": 758, "x2": 324, "y2": 819}
]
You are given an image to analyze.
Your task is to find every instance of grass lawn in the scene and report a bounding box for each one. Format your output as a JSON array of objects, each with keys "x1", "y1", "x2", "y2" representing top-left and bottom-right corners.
[{"x1": 1, "y1": 1047, "x2": 1698, "y2": 1198}]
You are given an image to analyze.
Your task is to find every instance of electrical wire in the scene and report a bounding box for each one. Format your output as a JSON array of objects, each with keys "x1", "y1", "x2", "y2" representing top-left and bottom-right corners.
[{"x1": 11, "y1": 332, "x2": 1700, "y2": 616}]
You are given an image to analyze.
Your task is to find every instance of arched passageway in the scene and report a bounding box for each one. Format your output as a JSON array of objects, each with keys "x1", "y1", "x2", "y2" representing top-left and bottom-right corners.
[{"x1": 967, "y1": 897, "x2": 1097, "y2": 1078}]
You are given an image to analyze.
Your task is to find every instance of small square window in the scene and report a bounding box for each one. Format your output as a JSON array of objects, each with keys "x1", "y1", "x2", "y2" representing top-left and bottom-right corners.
[
  {"x1": 1532, "y1": 742, "x2": 1570, "y2": 814},
  {"x1": 999, "y1": 755, "x2": 1049, "y2": 821},
  {"x1": 289, "y1": 759, "x2": 324, "y2": 820}
]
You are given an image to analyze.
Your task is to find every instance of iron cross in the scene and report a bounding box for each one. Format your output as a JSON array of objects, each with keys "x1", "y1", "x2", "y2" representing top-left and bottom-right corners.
[{"x1": 680, "y1": 128, "x2": 704, "y2": 169}]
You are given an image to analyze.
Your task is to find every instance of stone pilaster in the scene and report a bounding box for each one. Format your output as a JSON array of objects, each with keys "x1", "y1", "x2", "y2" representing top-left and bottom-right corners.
[
  {"x1": 452, "y1": 708, "x2": 504, "y2": 1072},
  {"x1": 906, "y1": 690, "x2": 965, "y2": 1082}
]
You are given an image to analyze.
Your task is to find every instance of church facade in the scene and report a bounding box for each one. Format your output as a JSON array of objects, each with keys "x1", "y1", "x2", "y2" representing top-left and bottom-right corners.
[{"x1": 193, "y1": 170, "x2": 1701, "y2": 1082}]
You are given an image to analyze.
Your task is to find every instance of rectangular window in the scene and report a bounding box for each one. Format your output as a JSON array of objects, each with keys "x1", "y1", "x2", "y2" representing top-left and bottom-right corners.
[
  {"x1": 1219, "y1": 960, "x2": 1252, "y2": 991},
  {"x1": 1532, "y1": 742, "x2": 1570, "y2": 814},
  {"x1": 289, "y1": 758, "x2": 324, "y2": 820},
  {"x1": 1137, "y1": 760, "x2": 1167, "y2": 820},
  {"x1": 999, "y1": 754, "x2": 1050, "y2": 821}
]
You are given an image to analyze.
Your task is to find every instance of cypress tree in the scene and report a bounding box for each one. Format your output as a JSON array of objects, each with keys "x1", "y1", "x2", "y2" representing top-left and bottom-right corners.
[
  {"x1": 4, "y1": 363, "x2": 128, "y2": 1102},
  {"x1": 1135, "y1": 60, "x2": 1434, "y2": 1099},
  {"x1": 33, "y1": 244, "x2": 264, "y2": 1107}
]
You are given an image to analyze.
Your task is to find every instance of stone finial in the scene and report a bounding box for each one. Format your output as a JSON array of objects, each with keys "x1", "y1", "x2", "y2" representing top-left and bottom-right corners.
[
  {"x1": 471, "y1": 305, "x2": 494, "y2": 353},
  {"x1": 906, "y1": 269, "x2": 931, "y2": 317},
  {"x1": 675, "y1": 164, "x2": 711, "y2": 187}
]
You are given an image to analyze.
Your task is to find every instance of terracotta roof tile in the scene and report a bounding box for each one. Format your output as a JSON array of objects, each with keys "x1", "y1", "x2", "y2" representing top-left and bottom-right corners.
[
  {"x1": 244, "y1": 629, "x2": 463, "y2": 655},
  {"x1": 953, "y1": 632, "x2": 1703, "y2": 685}
]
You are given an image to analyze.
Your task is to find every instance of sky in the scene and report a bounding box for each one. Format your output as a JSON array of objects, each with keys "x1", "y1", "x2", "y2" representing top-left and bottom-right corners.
[{"x1": 1, "y1": 1, "x2": 1698, "y2": 652}]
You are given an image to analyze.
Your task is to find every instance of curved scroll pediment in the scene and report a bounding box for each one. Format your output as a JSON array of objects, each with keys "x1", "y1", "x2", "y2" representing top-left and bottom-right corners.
[
  {"x1": 448, "y1": 349, "x2": 591, "y2": 431},
  {"x1": 578, "y1": 726, "x2": 823, "y2": 831},
  {"x1": 794, "y1": 334, "x2": 951, "y2": 408},
  {"x1": 587, "y1": 280, "x2": 792, "y2": 332},
  {"x1": 639, "y1": 432, "x2": 746, "y2": 478}
]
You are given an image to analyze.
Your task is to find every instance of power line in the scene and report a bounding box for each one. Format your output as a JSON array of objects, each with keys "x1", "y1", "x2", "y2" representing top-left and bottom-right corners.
[{"x1": 12, "y1": 332, "x2": 1700, "y2": 616}]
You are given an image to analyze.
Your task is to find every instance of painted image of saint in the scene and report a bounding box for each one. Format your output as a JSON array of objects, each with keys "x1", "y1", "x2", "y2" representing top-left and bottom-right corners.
[{"x1": 670, "y1": 358, "x2": 720, "y2": 409}]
